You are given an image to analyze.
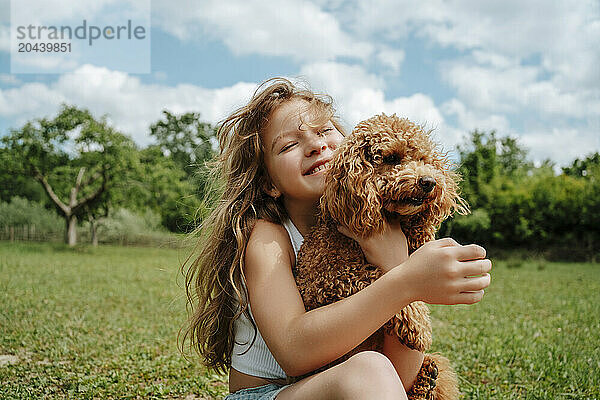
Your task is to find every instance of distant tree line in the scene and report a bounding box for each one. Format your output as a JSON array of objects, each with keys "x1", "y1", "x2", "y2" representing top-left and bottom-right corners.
[
  {"x1": 1, "y1": 105, "x2": 598, "y2": 260},
  {"x1": 0, "y1": 105, "x2": 214, "y2": 246},
  {"x1": 439, "y1": 131, "x2": 600, "y2": 261}
]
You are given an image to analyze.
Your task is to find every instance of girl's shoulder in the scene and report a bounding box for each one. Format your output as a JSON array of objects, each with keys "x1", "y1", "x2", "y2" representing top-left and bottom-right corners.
[
  {"x1": 247, "y1": 219, "x2": 295, "y2": 268},
  {"x1": 250, "y1": 219, "x2": 293, "y2": 249}
]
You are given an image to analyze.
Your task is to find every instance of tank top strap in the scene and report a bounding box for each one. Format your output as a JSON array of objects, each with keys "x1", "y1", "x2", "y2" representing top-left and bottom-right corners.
[{"x1": 281, "y1": 217, "x2": 304, "y2": 257}]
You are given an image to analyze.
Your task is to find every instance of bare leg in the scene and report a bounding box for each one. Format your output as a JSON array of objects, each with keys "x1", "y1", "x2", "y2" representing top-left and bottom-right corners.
[
  {"x1": 277, "y1": 351, "x2": 408, "y2": 400},
  {"x1": 383, "y1": 331, "x2": 424, "y2": 391}
]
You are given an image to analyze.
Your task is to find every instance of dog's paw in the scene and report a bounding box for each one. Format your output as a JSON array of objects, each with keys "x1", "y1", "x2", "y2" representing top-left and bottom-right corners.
[{"x1": 406, "y1": 353, "x2": 439, "y2": 400}]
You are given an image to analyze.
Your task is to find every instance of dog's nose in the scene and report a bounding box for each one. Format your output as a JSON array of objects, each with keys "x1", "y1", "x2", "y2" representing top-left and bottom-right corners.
[{"x1": 418, "y1": 176, "x2": 436, "y2": 193}]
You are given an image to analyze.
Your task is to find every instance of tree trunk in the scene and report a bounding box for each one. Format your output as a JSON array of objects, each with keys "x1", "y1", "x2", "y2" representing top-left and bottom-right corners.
[
  {"x1": 90, "y1": 219, "x2": 98, "y2": 247},
  {"x1": 35, "y1": 167, "x2": 108, "y2": 247},
  {"x1": 65, "y1": 215, "x2": 77, "y2": 246}
]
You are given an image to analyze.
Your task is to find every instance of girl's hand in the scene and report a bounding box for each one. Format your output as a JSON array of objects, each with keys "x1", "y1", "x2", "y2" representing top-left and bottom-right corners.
[
  {"x1": 337, "y1": 221, "x2": 408, "y2": 273},
  {"x1": 398, "y1": 238, "x2": 492, "y2": 305}
]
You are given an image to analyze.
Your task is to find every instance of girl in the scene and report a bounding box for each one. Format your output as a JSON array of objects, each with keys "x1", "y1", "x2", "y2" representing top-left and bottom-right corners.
[{"x1": 181, "y1": 77, "x2": 491, "y2": 400}]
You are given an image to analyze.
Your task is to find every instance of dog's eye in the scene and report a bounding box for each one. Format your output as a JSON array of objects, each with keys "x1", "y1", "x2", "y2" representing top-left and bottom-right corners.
[{"x1": 382, "y1": 154, "x2": 402, "y2": 164}]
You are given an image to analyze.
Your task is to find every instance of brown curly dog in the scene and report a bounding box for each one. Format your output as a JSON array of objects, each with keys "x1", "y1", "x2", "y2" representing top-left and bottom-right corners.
[{"x1": 293, "y1": 114, "x2": 468, "y2": 399}]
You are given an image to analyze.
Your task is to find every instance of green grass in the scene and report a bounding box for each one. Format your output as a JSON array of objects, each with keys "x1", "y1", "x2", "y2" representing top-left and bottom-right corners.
[
  {"x1": 431, "y1": 258, "x2": 600, "y2": 399},
  {"x1": 0, "y1": 242, "x2": 227, "y2": 399},
  {"x1": 1, "y1": 242, "x2": 599, "y2": 399}
]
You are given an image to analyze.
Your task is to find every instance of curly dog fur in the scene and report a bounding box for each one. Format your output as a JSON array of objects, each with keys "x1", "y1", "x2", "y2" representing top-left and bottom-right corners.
[{"x1": 293, "y1": 114, "x2": 468, "y2": 399}]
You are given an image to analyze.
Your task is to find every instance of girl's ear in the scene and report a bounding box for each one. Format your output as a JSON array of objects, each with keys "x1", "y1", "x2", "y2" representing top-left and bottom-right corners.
[{"x1": 263, "y1": 181, "x2": 281, "y2": 199}]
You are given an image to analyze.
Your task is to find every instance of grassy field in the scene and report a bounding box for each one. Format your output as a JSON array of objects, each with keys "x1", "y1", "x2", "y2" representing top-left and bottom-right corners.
[
  {"x1": 0, "y1": 242, "x2": 599, "y2": 399},
  {"x1": 0, "y1": 242, "x2": 227, "y2": 399}
]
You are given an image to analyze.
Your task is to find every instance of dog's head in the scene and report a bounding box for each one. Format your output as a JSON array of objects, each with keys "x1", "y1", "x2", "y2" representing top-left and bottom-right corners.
[{"x1": 321, "y1": 114, "x2": 468, "y2": 240}]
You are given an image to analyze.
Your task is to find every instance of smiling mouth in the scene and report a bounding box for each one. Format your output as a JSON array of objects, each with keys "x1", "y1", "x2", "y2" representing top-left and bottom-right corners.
[{"x1": 305, "y1": 161, "x2": 330, "y2": 175}]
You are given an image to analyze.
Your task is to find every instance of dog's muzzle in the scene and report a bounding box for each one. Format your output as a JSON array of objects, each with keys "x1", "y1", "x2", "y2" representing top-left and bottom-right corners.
[{"x1": 418, "y1": 176, "x2": 436, "y2": 193}]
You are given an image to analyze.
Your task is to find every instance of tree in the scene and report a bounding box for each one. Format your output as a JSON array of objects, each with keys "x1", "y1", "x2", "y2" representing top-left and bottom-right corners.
[
  {"x1": 562, "y1": 152, "x2": 600, "y2": 178},
  {"x1": 456, "y1": 130, "x2": 533, "y2": 208},
  {"x1": 441, "y1": 130, "x2": 535, "y2": 246},
  {"x1": 1, "y1": 105, "x2": 137, "y2": 246},
  {"x1": 134, "y1": 146, "x2": 201, "y2": 232},
  {"x1": 147, "y1": 110, "x2": 217, "y2": 231},
  {"x1": 0, "y1": 147, "x2": 47, "y2": 203},
  {"x1": 149, "y1": 110, "x2": 215, "y2": 177}
]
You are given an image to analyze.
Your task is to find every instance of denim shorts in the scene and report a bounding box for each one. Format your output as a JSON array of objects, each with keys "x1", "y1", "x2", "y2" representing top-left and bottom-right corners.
[{"x1": 224, "y1": 383, "x2": 289, "y2": 400}]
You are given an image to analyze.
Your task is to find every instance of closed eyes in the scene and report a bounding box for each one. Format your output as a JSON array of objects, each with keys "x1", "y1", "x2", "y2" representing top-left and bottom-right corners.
[
  {"x1": 278, "y1": 127, "x2": 334, "y2": 153},
  {"x1": 279, "y1": 142, "x2": 297, "y2": 153}
]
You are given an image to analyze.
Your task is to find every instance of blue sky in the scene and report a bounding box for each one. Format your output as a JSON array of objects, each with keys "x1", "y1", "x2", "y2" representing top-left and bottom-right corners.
[{"x1": 0, "y1": 0, "x2": 598, "y2": 167}]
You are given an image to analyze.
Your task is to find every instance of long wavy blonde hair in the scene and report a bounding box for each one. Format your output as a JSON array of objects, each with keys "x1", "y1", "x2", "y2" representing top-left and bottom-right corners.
[{"x1": 180, "y1": 77, "x2": 346, "y2": 374}]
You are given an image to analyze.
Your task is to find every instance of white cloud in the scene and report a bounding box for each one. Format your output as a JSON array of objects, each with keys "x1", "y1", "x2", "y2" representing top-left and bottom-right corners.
[
  {"x1": 338, "y1": 0, "x2": 600, "y2": 109},
  {"x1": 152, "y1": 0, "x2": 373, "y2": 62},
  {"x1": 299, "y1": 61, "x2": 444, "y2": 131},
  {"x1": 379, "y1": 0, "x2": 599, "y2": 83},
  {"x1": 299, "y1": 61, "x2": 384, "y2": 125},
  {"x1": 520, "y1": 127, "x2": 600, "y2": 166},
  {"x1": 471, "y1": 50, "x2": 517, "y2": 70},
  {"x1": 376, "y1": 48, "x2": 405, "y2": 73},
  {"x1": 442, "y1": 98, "x2": 511, "y2": 134},
  {"x1": 442, "y1": 61, "x2": 600, "y2": 119},
  {"x1": 442, "y1": 62, "x2": 538, "y2": 113},
  {"x1": 440, "y1": 97, "x2": 600, "y2": 167},
  {"x1": 0, "y1": 81, "x2": 67, "y2": 117},
  {"x1": 0, "y1": 64, "x2": 257, "y2": 144},
  {"x1": 345, "y1": 0, "x2": 446, "y2": 40},
  {"x1": 10, "y1": 53, "x2": 80, "y2": 71},
  {"x1": 299, "y1": 61, "x2": 384, "y2": 98}
]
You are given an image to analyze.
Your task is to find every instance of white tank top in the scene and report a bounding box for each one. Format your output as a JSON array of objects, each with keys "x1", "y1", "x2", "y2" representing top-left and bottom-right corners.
[{"x1": 230, "y1": 218, "x2": 304, "y2": 379}]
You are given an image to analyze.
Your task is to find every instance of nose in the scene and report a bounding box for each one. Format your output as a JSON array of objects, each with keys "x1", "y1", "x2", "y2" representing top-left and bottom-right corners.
[
  {"x1": 306, "y1": 134, "x2": 328, "y2": 156},
  {"x1": 418, "y1": 176, "x2": 436, "y2": 193}
]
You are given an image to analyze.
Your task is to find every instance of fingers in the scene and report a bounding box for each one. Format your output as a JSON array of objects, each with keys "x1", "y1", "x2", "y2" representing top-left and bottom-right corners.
[
  {"x1": 453, "y1": 273, "x2": 491, "y2": 304},
  {"x1": 460, "y1": 259, "x2": 492, "y2": 276},
  {"x1": 454, "y1": 290, "x2": 485, "y2": 305},
  {"x1": 450, "y1": 243, "x2": 486, "y2": 261},
  {"x1": 460, "y1": 273, "x2": 491, "y2": 292},
  {"x1": 435, "y1": 237, "x2": 460, "y2": 247}
]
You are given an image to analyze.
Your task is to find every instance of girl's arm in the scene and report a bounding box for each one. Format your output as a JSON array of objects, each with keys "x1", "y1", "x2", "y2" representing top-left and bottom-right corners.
[
  {"x1": 339, "y1": 220, "x2": 424, "y2": 391},
  {"x1": 245, "y1": 220, "x2": 490, "y2": 377}
]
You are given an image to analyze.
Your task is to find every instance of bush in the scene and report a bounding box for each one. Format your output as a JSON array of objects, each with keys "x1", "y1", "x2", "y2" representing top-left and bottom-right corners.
[
  {"x1": 80, "y1": 208, "x2": 180, "y2": 247},
  {"x1": 0, "y1": 197, "x2": 63, "y2": 240},
  {"x1": 443, "y1": 208, "x2": 492, "y2": 244},
  {"x1": 0, "y1": 200, "x2": 181, "y2": 247}
]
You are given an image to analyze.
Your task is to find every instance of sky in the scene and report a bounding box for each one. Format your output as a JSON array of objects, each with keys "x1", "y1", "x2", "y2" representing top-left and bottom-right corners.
[{"x1": 0, "y1": 0, "x2": 598, "y2": 168}]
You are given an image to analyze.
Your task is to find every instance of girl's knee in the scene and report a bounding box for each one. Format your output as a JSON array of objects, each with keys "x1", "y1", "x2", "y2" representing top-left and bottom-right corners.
[
  {"x1": 346, "y1": 351, "x2": 396, "y2": 375},
  {"x1": 337, "y1": 351, "x2": 405, "y2": 398}
]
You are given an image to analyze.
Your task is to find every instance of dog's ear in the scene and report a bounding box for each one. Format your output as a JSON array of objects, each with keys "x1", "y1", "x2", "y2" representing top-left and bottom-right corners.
[
  {"x1": 444, "y1": 170, "x2": 470, "y2": 217},
  {"x1": 321, "y1": 137, "x2": 385, "y2": 238},
  {"x1": 429, "y1": 166, "x2": 470, "y2": 229}
]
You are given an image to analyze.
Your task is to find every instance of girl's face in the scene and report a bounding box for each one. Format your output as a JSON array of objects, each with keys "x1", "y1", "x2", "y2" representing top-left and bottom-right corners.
[{"x1": 262, "y1": 98, "x2": 344, "y2": 206}]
